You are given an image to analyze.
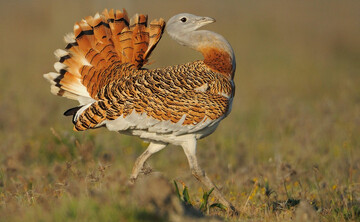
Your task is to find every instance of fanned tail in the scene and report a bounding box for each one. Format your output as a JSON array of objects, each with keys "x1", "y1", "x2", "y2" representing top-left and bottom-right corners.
[{"x1": 44, "y1": 8, "x2": 165, "y2": 102}]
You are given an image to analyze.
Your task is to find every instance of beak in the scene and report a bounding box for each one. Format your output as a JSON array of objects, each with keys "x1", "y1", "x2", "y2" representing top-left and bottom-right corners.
[{"x1": 196, "y1": 16, "x2": 216, "y2": 27}]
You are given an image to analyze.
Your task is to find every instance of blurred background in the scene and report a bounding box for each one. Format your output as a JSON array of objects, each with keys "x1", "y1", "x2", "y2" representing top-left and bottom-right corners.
[{"x1": 0, "y1": 0, "x2": 359, "y2": 220}]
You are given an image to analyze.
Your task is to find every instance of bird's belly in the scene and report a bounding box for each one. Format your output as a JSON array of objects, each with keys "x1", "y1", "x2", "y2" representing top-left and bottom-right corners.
[
  {"x1": 124, "y1": 121, "x2": 220, "y2": 145},
  {"x1": 102, "y1": 110, "x2": 222, "y2": 144}
]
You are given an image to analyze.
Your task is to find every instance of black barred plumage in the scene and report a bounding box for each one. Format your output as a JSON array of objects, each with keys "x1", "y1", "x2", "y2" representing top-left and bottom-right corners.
[{"x1": 71, "y1": 61, "x2": 232, "y2": 130}]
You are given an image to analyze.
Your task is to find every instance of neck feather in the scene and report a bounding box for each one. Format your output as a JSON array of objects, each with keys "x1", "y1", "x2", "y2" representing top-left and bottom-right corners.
[{"x1": 170, "y1": 30, "x2": 236, "y2": 79}]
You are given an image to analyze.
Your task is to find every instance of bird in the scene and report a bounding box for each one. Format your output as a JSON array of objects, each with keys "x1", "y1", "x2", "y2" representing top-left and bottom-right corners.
[{"x1": 43, "y1": 8, "x2": 236, "y2": 213}]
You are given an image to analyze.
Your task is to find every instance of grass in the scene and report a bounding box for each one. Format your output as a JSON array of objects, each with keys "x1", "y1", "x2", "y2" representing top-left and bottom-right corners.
[{"x1": 0, "y1": 0, "x2": 359, "y2": 221}]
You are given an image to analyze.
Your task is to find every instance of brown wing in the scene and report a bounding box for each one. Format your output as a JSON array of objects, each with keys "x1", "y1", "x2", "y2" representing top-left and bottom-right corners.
[{"x1": 73, "y1": 62, "x2": 234, "y2": 132}]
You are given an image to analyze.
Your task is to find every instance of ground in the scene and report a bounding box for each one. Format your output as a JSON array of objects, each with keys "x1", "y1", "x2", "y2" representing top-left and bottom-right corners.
[{"x1": 0, "y1": 0, "x2": 359, "y2": 221}]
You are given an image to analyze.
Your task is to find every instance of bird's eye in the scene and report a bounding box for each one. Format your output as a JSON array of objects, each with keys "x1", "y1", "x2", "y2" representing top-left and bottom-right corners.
[{"x1": 180, "y1": 17, "x2": 187, "y2": 23}]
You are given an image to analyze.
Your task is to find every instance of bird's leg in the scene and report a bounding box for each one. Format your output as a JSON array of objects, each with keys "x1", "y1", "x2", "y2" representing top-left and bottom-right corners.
[
  {"x1": 130, "y1": 142, "x2": 167, "y2": 183},
  {"x1": 181, "y1": 137, "x2": 238, "y2": 214}
]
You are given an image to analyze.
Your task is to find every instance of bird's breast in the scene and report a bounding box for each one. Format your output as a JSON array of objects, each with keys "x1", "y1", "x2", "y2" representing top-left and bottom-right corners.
[{"x1": 199, "y1": 47, "x2": 234, "y2": 79}]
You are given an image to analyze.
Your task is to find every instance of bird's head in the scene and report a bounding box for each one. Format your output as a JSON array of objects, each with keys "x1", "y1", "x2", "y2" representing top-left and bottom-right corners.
[{"x1": 166, "y1": 13, "x2": 215, "y2": 43}]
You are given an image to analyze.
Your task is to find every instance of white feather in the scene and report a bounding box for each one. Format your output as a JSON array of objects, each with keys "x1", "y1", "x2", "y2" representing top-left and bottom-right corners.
[
  {"x1": 218, "y1": 92, "x2": 230, "y2": 99},
  {"x1": 54, "y1": 62, "x2": 67, "y2": 72},
  {"x1": 74, "y1": 103, "x2": 93, "y2": 122},
  {"x1": 194, "y1": 83, "x2": 209, "y2": 92},
  {"x1": 81, "y1": 57, "x2": 91, "y2": 66},
  {"x1": 43, "y1": 72, "x2": 60, "y2": 83},
  {"x1": 94, "y1": 13, "x2": 101, "y2": 19},
  {"x1": 64, "y1": 33, "x2": 75, "y2": 43},
  {"x1": 103, "y1": 110, "x2": 221, "y2": 140},
  {"x1": 74, "y1": 24, "x2": 80, "y2": 31},
  {"x1": 54, "y1": 49, "x2": 69, "y2": 59}
]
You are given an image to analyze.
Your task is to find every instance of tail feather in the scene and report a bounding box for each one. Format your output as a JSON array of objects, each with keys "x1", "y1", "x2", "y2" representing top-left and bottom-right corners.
[
  {"x1": 131, "y1": 14, "x2": 149, "y2": 67},
  {"x1": 44, "y1": 8, "x2": 165, "y2": 104},
  {"x1": 118, "y1": 26, "x2": 134, "y2": 64},
  {"x1": 145, "y1": 19, "x2": 165, "y2": 59}
]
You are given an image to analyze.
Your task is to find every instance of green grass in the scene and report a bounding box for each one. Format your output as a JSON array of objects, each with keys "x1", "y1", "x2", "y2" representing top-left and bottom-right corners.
[{"x1": 0, "y1": 0, "x2": 359, "y2": 221}]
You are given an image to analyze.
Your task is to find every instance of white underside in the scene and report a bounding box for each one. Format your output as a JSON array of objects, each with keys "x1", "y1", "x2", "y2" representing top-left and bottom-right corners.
[{"x1": 100, "y1": 110, "x2": 222, "y2": 144}]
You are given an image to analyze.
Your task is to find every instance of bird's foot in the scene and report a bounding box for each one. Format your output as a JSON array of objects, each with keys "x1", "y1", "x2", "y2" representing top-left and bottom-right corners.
[
  {"x1": 140, "y1": 162, "x2": 153, "y2": 175},
  {"x1": 129, "y1": 162, "x2": 153, "y2": 185}
]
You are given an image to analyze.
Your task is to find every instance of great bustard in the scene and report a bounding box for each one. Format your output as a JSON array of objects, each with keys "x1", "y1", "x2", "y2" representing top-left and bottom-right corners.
[{"x1": 44, "y1": 8, "x2": 236, "y2": 212}]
